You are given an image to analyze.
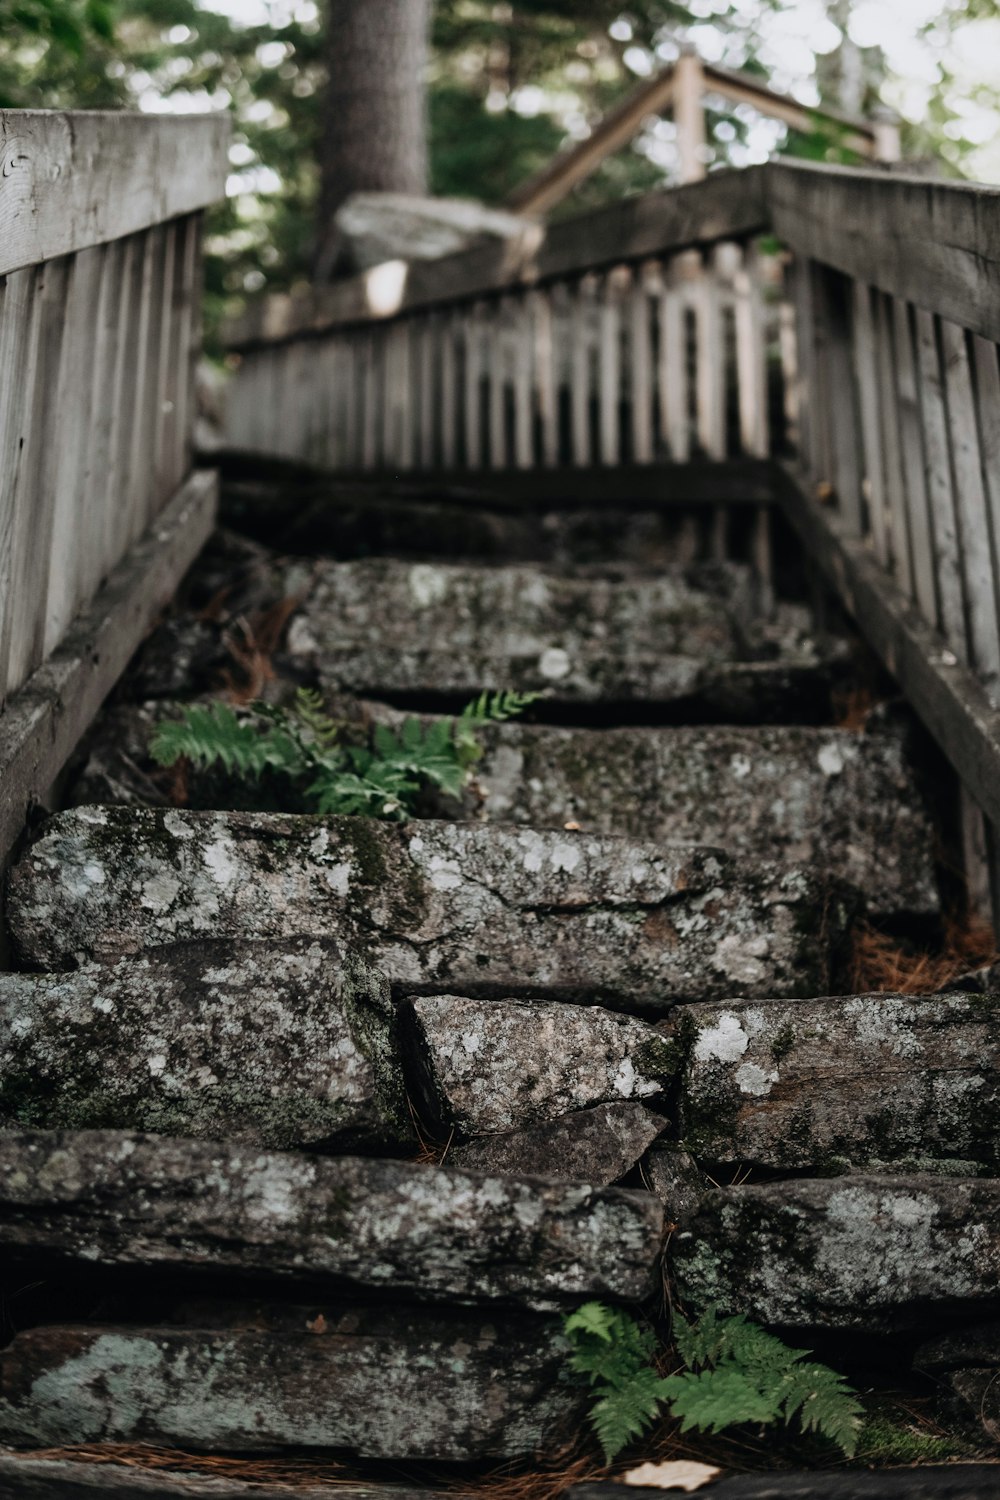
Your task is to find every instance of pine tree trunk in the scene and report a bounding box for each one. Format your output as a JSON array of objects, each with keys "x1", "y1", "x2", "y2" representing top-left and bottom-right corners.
[{"x1": 316, "y1": 0, "x2": 431, "y2": 277}]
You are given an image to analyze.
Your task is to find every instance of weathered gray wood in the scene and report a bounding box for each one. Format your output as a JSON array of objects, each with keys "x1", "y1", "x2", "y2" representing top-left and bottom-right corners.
[
  {"x1": 8, "y1": 809, "x2": 853, "y2": 1008},
  {"x1": 488, "y1": 299, "x2": 507, "y2": 468},
  {"x1": 733, "y1": 240, "x2": 768, "y2": 458},
  {"x1": 695, "y1": 247, "x2": 725, "y2": 461},
  {"x1": 972, "y1": 337, "x2": 1000, "y2": 632},
  {"x1": 0, "y1": 1309, "x2": 580, "y2": 1459},
  {"x1": 225, "y1": 167, "x2": 770, "y2": 349},
  {"x1": 513, "y1": 292, "x2": 533, "y2": 469},
  {"x1": 0, "y1": 1456, "x2": 435, "y2": 1500},
  {"x1": 659, "y1": 254, "x2": 690, "y2": 461},
  {"x1": 0, "y1": 111, "x2": 229, "y2": 274},
  {"x1": 672, "y1": 1173, "x2": 1000, "y2": 1331},
  {"x1": 874, "y1": 289, "x2": 912, "y2": 594},
  {"x1": 940, "y1": 318, "x2": 1000, "y2": 679},
  {"x1": 533, "y1": 286, "x2": 558, "y2": 467},
  {"x1": 0, "y1": 470, "x2": 217, "y2": 863},
  {"x1": 768, "y1": 159, "x2": 1000, "y2": 345},
  {"x1": 570, "y1": 275, "x2": 593, "y2": 465},
  {"x1": 629, "y1": 265, "x2": 653, "y2": 464},
  {"x1": 914, "y1": 307, "x2": 966, "y2": 651},
  {"x1": 891, "y1": 296, "x2": 937, "y2": 620},
  {"x1": 679, "y1": 991, "x2": 1000, "y2": 1170},
  {"x1": 0, "y1": 1129, "x2": 662, "y2": 1310},
  {"x1": 598, "y1": 269, "x2": 622, "y2": 464},
  {"x1": 776, "y1": 461, "x2": 1000, "y2": 831},
  {"x1": 0, "y1": 944, "x2": 411, "y2": 1149},
  {"x1": 850, "y1": 283, "x2": 885, "y2": 550}
]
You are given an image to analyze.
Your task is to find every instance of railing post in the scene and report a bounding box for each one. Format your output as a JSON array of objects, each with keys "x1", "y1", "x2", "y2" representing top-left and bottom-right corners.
[
  {"x1": 675, "y1": 46, "x2": 707, "y2": 184},
  {"x1": 870, "y1": 106, "x2": 902, "y2": 165}
]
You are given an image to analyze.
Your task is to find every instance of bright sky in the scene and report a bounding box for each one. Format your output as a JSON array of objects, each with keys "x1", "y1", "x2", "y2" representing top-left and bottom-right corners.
[{"x1": 147, "y1": 0, "x2": 1000, "y2": 186}]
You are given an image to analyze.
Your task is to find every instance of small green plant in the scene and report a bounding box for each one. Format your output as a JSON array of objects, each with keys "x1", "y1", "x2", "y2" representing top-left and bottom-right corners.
[
  {"x1": 149, "y1": 688, "x2": 540, "y2": 820},
  {"x1": 563, "y1": 1301, "x2": 863, "y2": 1465}
]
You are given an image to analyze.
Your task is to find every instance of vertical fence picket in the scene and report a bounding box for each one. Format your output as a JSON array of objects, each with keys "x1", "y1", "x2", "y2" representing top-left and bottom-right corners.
[
  {"x1": 513, "y1": 293, "x2": 534, "y2": 470},
  {"x1": 599, "y1": 270, "x2": 622, "y2": 465},
  {"x1": 733, "y1": 240, "x2": 768, "y2": 459},
  {"x1": 940, "y1": 318, "x2": 1000, "y2": 678},
  {"x1": 489, "y1": 300, "x2": 508, "y2": 469},
  {"x1": 629, "y1": 265, "x2": 653, "y2": 465},
  {"x1": 533, "y1": 287, "x2": 558, "y2": 468},
  {"x1": 872, "y1": 291, "x2": 910, "y2": 592},
  {"x1": 3, "y1": 262, "x2": 50, "y2": 690},
  {"x1": 850, "y1": 281, "x2": 888, "y2": 564},
  {"x1": 914, "y1": 308, "x2": 967, "y2": 655},
  {"x1": 972, "y1": 336, "x2": 1000, "y2": 654},
  {"x1": 440, "y1": 313, "x2": 457, "y2": 469},
  {"x1": 659, "y1": 254, "x2": 689, "y2": 461},
  {"x1": 571, "y1": 277, "x2": 593, "y2": 466},
  {"x1": 892, "y1": 297, "x2": 937, "y2": 623},
  {"x1": 463, "y1": 306, "x2": 482, "y2": 469},
  {"x1": 695, "y1": 247, "x2": 725, "y2": 461}
]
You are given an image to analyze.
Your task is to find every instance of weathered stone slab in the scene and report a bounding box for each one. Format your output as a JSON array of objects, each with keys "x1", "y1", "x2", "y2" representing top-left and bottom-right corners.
[
  {"x1": 916, "y1": 1328, "x2": 1000, "y2": 1444},
  {"x1": 449, "y1": 1101, "x2": 667, "y2": 1184},
  {"x1": 644, "y1": 1146, "x2": 711, "y2": 1222},
  {"x1": 0, "y1": 1131, "x2": 663, "y2": 1309},
  {"x1": 287, "y1": 559, "x2": 847, "y2": 714},
  {"x1": 678, "y1": 992, "x2": 1000, "y2": 1171},
  {"x1": 9, "y1": 808, "x2": 853, "y2": 1007},
  {"x1": 671, "y1": 1176, "x2": 1000, "y2": 1331},
  {"x1": 466, "y1": 719, "x2": 937, "y2": 918},
  {"x1": 0, "y1": 943, "x2": 410, "y2": 1150},
  {"x1": 0, "y1": 1305, "x2": 580, "y2": 1458},
  {"x1": 405, "y1": 994, "x2": 678, "y2": 1134}
]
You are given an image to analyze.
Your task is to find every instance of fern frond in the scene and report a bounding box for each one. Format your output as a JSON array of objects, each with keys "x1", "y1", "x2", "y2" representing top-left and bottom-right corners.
[
  {"x1": 150, "y1": 705, "x2": 275, "y2": 778},
  {"x1": 660, "y1": 1367, "x2": 778, "y2": 1435},
  {"x1": 291, "y1": 687, "x2": 342, "y2": 751},
  {"x1": 564, "y1": 1302, "x2": 618, "y2": 1344},
  {"x1": 778, "y1": 1362, "x2": 864, "y2": 1457},
  {"x1": 590, "y1": 1367, "x2": 672, "y2": 1464},
  {"x1": 454, "y1": 689, "x2": 541, "y2": 770}
]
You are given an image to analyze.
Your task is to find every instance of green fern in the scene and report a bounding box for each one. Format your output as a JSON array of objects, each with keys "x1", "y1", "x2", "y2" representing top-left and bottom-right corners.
[
  {"x1": 563, "y1": 1302, "x2": 863, "y2": 1465},
  {"x1": 150, "y1": 688, "x2": 539, "y2": 820}
]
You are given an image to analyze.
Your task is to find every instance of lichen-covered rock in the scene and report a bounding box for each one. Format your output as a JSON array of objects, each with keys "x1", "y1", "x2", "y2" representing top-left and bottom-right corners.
[
  {"x1": 287, "y1": 559, "x2": 846, "y2": 714},
  {"x1": 0, "y1": 1304, "x2": 580, "y2": 1458},
  {"x1": 449, "y1": 1102, "x2": 667, "y2": 1184},
  {"x1": 0, "y1": 943, "x2": 410, "y2": 1149},
  {"x1": 8, "y1": 808, "x2": 853, "y2": 1007},
  {"x1": 465, "y1": 720, "x2": 937, "y2": 919},
  {"x1": 0, "y1": 1131, "x2": 663, "y2": 1309},
  {"x1": 644, "y1": 1146, "x2": 711, "y2": 1222},
  {"x1": 678, "y1": 992, "x2": 1000, "y2": 1171},
  {"x1": 405, "y1": 994, "x2": 678, "y2": 1134},
  {"x1": 671, "y1": 1176, "x2": 1000, "y2": 1331}
]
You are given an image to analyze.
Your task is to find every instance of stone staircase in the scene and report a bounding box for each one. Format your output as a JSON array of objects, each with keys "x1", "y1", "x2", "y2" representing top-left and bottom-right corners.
[{"x1": 1, "y1": 494, "x2": 999, "y2": 1492}]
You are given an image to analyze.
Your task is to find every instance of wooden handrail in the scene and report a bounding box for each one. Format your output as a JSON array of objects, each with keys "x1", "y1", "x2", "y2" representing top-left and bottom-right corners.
[
  {"x1": 506, "y1": 50, "x2": 894, "y2": 217},
  {"x1": 0, "y1": 111, "x2": 230, "y2": 276}
]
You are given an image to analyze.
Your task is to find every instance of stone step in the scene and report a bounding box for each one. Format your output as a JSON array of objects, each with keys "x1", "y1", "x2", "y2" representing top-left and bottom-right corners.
[
  {"x1": 416, "y1": 714, "x2": 938, "y2": 919},
  {"x1": 0, "y1": 1302, "x2": 579, "y2": 1459},
  {"x1": 671, "y1": 1174, "x2": 1000, "y2": 1332},
  {"x1": 0, "y1": 1131, "x2": 662, "y2": 1311},
  {"x1": 286, "y1": 558, "x2": 848, "y2": 715},
  {"x1": 447, "y1": 1100, "x2": 667, "y2": 1184},
  {"x1": 9, "y1": 809, "x2": 855, "y2": 1007},
  {"x1": 0, "y1": 943, "x2": 412, "y2": 1151},
  {"x1": 403, "y1": 994, "x2": 678, "y2": 1135},
  {"x1": 677, "y1": 992, "x2": 1000, "y2": 1173}
]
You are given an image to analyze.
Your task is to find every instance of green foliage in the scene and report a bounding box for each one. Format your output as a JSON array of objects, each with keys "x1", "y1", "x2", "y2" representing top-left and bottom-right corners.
[
  {"x1": 150, "y1": 686, "x2": 539, "y2": 820},
  {"x1": 664, "y1": 1306, "x2": 863, "y2": 1459},
  {"x1": 564, "y1": 1302, "x2": 674, "y2": 1464},
  {"x1": 562, "y1": 1301, "x2": 863, "y2": 1465}
]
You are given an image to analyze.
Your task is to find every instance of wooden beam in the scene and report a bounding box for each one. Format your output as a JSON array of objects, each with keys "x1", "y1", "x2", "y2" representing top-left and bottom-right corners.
[
  {"x1": 215, "y1": 451, "x2": 776, "y2": 511},
  {"x1": 0, "y1": 111, "x2": 230, "y2": 275},
  {"x1": 507, "y1": 67, "x2": 676, "y2": 217},
  {"x1": 225, "y1": 167, "x2": 770, "y2": 349},
  {"x1": 774, "y1": 460, "x2": 1000, "y2": 833},
  {"x1": 768, "y1": 160, "x2": 1000, "y2": 345},
  {"x1": 0, "y1": 469, "x2": 217, "y2": 865},
  {"x1": 701, "y1": 63, "x2": 876, "y2": 158}
]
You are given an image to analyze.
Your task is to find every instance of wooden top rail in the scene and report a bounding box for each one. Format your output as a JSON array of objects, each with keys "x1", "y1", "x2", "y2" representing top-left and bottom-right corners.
[
  {"x1": 225, "y1": 166, "x2": 769, "y2": 350},
  {"x1": 768, "y1": 160, "x2": 1000, "y2": 346},
  {"x1": 227, "y1": 159, "x2": 1000, "y2": 354},
  {"x1": 0, "y1": 110, "x2": 230, "y2": 277}
]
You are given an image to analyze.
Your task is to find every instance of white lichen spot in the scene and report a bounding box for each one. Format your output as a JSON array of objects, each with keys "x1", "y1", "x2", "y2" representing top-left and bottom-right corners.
[
  {"x1": 140, "y1": 872, "x2": 181, "y2": 911},
  {"x1": 735, "y1": 1061, "x2": 779, "y2": 1096},
  {"x1": 428, "y1": 855, "x2": 462, "y2": 891},
  {"x1": 711, "y1": 934, "x2": 768, "y2": 986},
  {"x1": 83, "y1": 862, "x2": 106, "y2": 886},
  {"x1": 77, "y1": 807, "x2": 109, "y2": 826},
  {"x1": 817, "y1": 742, "x2": 846, "y2": 777},
  {"x1": 163, "y1": 810, "x2": 195, "y2": 839},
  {"x1": 550, "y1": 842, "x2": 581, "y2": 874},
  {"x1": 202, "y1": 838, "x2": 241, "y2": 889},
  {"x1": 147, "y1": 1054, "x2": 167, "y2": 1076},
  {"x1": 694, "y1": 1012, "x2": 750, "y2": 1065},
  {"x1": 538, "y1": 646, "x2": 571, "y2": 680},
  {"x1": 91, "y1": 996, "x2": 114, "y2": 1015},
  {"x1": 730, "y1": 754, "x2": 752, "y2": 780},
  {"x1": 408, "y1": 563, "x2": 449, "y2": 608},
  {"x1": 323, "y1": 863, "x2": 352, "y2": 896}
]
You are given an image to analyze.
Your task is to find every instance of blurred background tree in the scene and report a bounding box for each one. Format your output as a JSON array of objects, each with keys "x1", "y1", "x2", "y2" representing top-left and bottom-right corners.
[{"x1": 2, "y1": 0, "x2": 998, "y2": 339}]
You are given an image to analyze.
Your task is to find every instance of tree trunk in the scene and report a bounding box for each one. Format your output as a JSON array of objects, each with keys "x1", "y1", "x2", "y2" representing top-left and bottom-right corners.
[{"x1": 317, "y1": 0, "x2": 431, "y2": 277}]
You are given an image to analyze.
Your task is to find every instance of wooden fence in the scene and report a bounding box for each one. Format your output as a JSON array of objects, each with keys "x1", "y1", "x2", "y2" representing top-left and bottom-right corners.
[
  {"x1": 224, "y1": 160, "x2": 1000, "y2": 901},
  {"x1": 0, "y1": 110, "x2": 229, "y2": 862}
]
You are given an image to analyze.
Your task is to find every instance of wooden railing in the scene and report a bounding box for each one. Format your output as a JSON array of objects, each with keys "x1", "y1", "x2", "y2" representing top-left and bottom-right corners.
[
  {"x1": 223, "y1": 159, "x2": 1000, "y2": 905},
  {"x1": 0, "y1": 110, "x2": 229, "y2": 862}
]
